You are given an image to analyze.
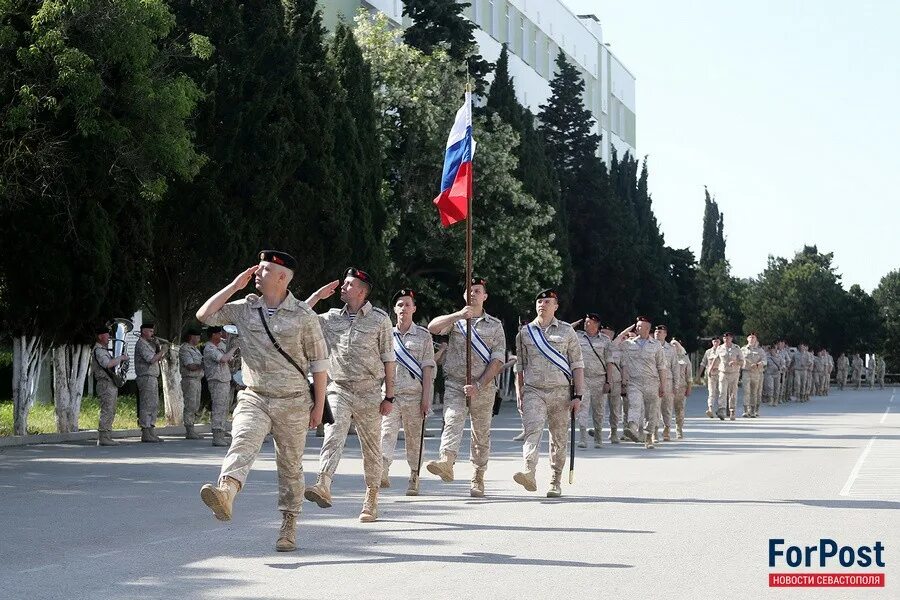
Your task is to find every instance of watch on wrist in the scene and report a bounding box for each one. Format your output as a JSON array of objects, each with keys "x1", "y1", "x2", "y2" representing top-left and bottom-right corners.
[
  {"x1": 573, "y1": 394, "x2": 583, "y2": 401},
  {"x1": 383, "y1": 396, "x2": 394, "y2": 403}
]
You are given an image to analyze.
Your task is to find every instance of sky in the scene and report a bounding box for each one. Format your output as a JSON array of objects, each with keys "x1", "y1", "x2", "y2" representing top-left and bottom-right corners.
[{"x1": 564, "y1": 0, "x2": 900, "y2": 292}]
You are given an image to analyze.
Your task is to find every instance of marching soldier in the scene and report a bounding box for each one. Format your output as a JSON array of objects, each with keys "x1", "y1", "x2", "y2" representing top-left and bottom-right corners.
[
  {"x1": 92, "y1": 324, "x2": 128, "y2": 446},
  {"x1": 577, "y1": 313, "x2": 609, "y2": 448},
  {"x1": 771, "y1": 341, "x2": 787, "y2": 405},
  {"x1": 653, "y1": 325, "x2": 676, "y2": 441},
  {"x1": 876, "y1": 356, "x2": 887, "y2": 389},
  {"x1": 803, "y1": 345, "x2": 815, "y2": 400},
  {"x1": 740, "y1": 333, "x2": 766, "y2": 417},
  {"x1": 715, "y1": 332, "x2": 743, "y2": 420},
  {"x1": 783, "y1": 345, "x2": 796, "y2": 402},
  {"x1": 793, "y1": 343, "x2": 812, "y2": 402},
  {"x1": 134, "y1": 323, "x2": 166, "y2": 442},
  {"x1": 836, "y1": 353, "x2": 849, "y2": 390},
  {"x1": 851, "y1": 353, "x2": 864, "y2": 390},
  {"x1": 621, "y1": 316, "x2": 666, "y2": 447},
  {"x1": 867, "y1": 354, "x2": 877, "y2": 389},
  {"x1": 179, "y1": 329, "x2": 204, "y2": 440},
  {"x1": 380, "y1": 288, "x2": 435, "y2": 496},
  {"x1": 197, "y1": 251, "x2": 329, "y2": 552},
  {"x1": 304, "y1": 268, "x2": 396, "y2": 522},
  {"x1": 812, "y1": 350, "x2": 826, "y2": 396},
  {"x1": 699, "y1": 337, "x2": 722, "y2": 418},
  {"x1": 824, "y1": 350, "x2": 834, "y2": 395},
  {"x1": 670, "y1": 339, "x2": 692, "y2": 438},
  {"x1": 204, "y1": 326, "x2": 237, "y2": 447},
  {"x1": 425, "y1": 277, "x2": 506, "y2": 498},
  {"x1": 513, "y1": 290, "x2": 584, "y2": 497},
  {"x1": 762, "y1": 345, "x2": 779, "y2": 407}
]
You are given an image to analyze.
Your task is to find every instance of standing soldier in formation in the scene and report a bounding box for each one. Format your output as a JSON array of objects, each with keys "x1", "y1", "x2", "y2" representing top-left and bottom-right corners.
[
  {"x1": 740, "y1": 333, "x2": 766, "y2": 418},
  {"x1": 425, "y1": 277, "x2": 506, "y2": 498},
  {"x1": 793, "y1": 344, "x2": 812, "y2": 402},
  {"x1": 699, "y1": 337, "x2": 722, "y2": 418},
  {"x1": 602, "y1": 324, "x2": 624, "y2": 443},
  {"x1": 763, "y1": 345, "x2": 779, "y2": 407},
  {"x1": 814, "y1": 350, "x2": 828, "y2": 396},
  {"x1": 577, "y1": 313, "x2": 610, "y2": 448},
  {"x1": 670, "y1": 339, "x2": 692, "y2": 439},
  {"x1": 836, "y1": 353, "x2": 849, "y2": 390},
  {"x1": 134, "y1": 323, "x2": 166, "y2": 442},
  {"x1": 621, "y1": 316, "x2": 666, "y2": 448},
  {"x1": 867, "y1": 354, "x2": 877, "y2": 389},
  {"x1": 304, "y1": 268, "x2": 395, "y2": 523},
  {"x1": 851, "y1": 353, "x2": 864, "y2": 390},
  {"x1": 204, "y1": 326, "x2": 237, "y2": 447},
  {"x1": 197, "y1": 251, "x2": 329, "y2": 552},
  {"x1": 716, "y1": 332, "x2": 744, "y2": 420},
  {"x1": 772, "y1": 342, "x2": 788, "y2": 405},
  {"x1": 654, "y1": 325, "x2": 676, "y2": 441},
  {"x1": 92, "y1": 324, "x2": 128, "y2": 446},
  {"x1": 876, "y1": 356, "x2": 887, "y2": 389},
  {"x1": 513, "y1": 289, "x2": 584, "y2": 497},
  {"x1": 803, "y1": 345, "x2": 816, "y2": 400},
  {"x1": 380, "y1": 289, "x2": 435, "y2": 496},
  {"x1": 179, "y1": 329, "x2": 204, "y2": 440},
  {"x1": 824, "y1": 350, "x2": 834, "y2": 395}
]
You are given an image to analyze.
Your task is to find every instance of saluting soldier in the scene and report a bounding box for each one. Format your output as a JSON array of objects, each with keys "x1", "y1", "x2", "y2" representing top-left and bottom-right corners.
[
  {"x1": 699, "y1": 337, "x2": 722, "y2": 418},
  {"x1": 379, "y1": 288, "x2": 435, "y2": 496},
  {"x1": 304, "y1": 268, "x2": 396, "y2": 523},
  {"x1": 180, "y1": 329, "x2": 204, "y2": 440},
  {"x1": 92, "y1": 324, "x2": 128, "y2": 446},
  {"x1": 204, "y1": 326, "x2": 237, "y2": 447},
  {"x1": 741, "y1": 333, "x2": 767, "y2": 417},
  {"x1": 715, "y1": 332, "x2": 744, "y2": 420},
  {"x1": 134, "y1": 323, "x2": 166, "y2": 442},
  {"x1": 513, "y1": 289, "x2": 584, "y2": 498},
  {"x1": 670, "y1": 339, "x2": 692, "y2": 438},
  {"x1": 620, "y1": 316, "x2": 667, "y2": 448},
  {"x1": 577, "y1": 313, "x2": 610, "y2": 448},
  {"x1": 601, "y1": 324, "x2": 624, "y2": 443},
  {"x1": 197, "y1": 250, "x2": 329, "y2": 552}
]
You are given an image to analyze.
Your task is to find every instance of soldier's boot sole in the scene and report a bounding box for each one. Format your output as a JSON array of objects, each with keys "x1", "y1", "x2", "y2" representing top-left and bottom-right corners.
[
  {"x1": 425, "y1": 461, "x2": 454, "y2": 482},
  {"x1": 303, "y1": 487, "x2": 333, "y2": 509},
  {"x1": 546, "y1": 486, "x2": 562, "y2": 498},
  {"x1": 513, "y1": 472, "x2": 537, "y2": 492},
  {"x1": 200, "y1": 484, "x2": 233, "y2": 521},
  {"x1": 623, "y1": 427, "x2": 640, "y2": 443},
  {"x1": 705, "y1": 409, "x2": 714, "y2": 418}
]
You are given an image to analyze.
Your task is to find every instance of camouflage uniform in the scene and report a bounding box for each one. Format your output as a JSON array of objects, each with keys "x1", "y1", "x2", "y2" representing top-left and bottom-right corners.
[
  {"x1": 804, "y1": 350, "x2": 815, "y2": 399},
  {"x1": 782, "y1": 348, "x2": 795, "y2": 402},
  {"x1": 657, "y1": 340, "x2": 676, "y2": 437},
  {"x1": 515, "y1": 319, "x2": 584, "y2": 475},
  {"x1": 763, "y1": 349, "x2": 779, "y2": 405},
  {"x1": 876, "y1": 357, "x2": 886, "y2": 389},
  {"x1": 203, "y1": 340, "x2": 232, "y2": 431},
  {"x1": 92, "y1": 342, "x2": 119, "y2": 432},
  {"x1": 672, "y1": 345, "x2": 692, "y2": 436},
  {"x1": 434, "y1": 313, "x2": 506, "y2": 471},
  {"x1": 202, "y1": 292, "x2": 329, "y2": 514},
  {"x1": 622, "y1": 336, "x2": 666, "y2": 441},
  {"x1": 606, "y1": 338, "x2": 625, "y2": 437},
  {"x1": 578, "y1": 330, "x2": 610, "y2": 443},
  {"x1": 851, "y1": 355, "x2": 863, "y2": 390},
  {"x1": 716, "y1": 343, "x2": 744, "y2": 416},
  {"x1": 381, "y1": 323, "x2": 435, "y2": 475},
  {"x1": 824, "y1": 352, "x2": 834, "y2": 395},
  {"x1": 134, "y1": 337, "x2": 161, "y2": 428},
  {"x1": 699, "y1": 345, "x2": 721, "y2": 414},
  {"x1": 812, "y1": 354, "x2": 826, "y2": 396},
  {"x1": 740, "y1": 342, "x2": 767, "y2": 416},
  {"x1": 836, "y1": 355, "x2": 849, "y2": 390},
  {"x1": 317, "y1": 302, "x2": 394, "y2": 488},
  {"x1": 180, "y1": 343, "x2": 204, "y2": 427},
  {"x1": 867, "y1": 355, "x2": 877, "y2": 389},
  {"x1": 793, "y1": 350, "x2": 812, "y2": 402}
]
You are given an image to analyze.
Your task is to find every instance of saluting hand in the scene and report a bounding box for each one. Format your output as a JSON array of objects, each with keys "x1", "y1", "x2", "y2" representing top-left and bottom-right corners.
[
  {"x1": 314, "y1": 280, "x2": 340, "y2": 302},
  {"x1": 231, "y1": 265, "x2": 259, "y2": 290}
]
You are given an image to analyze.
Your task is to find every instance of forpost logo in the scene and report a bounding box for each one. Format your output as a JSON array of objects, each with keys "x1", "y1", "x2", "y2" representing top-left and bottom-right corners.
[{"x1": 768, "y1": 538, "x2": 887, "y2": 588}]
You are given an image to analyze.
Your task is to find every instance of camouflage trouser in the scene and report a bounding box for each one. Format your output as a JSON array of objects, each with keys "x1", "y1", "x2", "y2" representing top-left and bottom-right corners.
[
  {"x1": 319, "y1": 381, "x2": 383, "y2": 488},
  {"x1": 718, "y1": 371, "x2": 740, "y2": 412},
  {"x1": 438, "y1": 380, "x2": 495, "y2": 469},
  {"x1": 181, "y1": 377, "x2": 202, "y2": 427},
  {"x1": 220, "y1": 389, "x2": 311, "y2": 514},
  {"x1": 626, "y1": 378, "x2": 660, "y2": 435},
  {"x1": 743, "y1": 371, "x2": 763, "y2": 412},
  {"x1": 783, "y1": 370, "x2": 794, "y2": 401},
  {"x1": 659, "y1": 376, "x2": 674, "y2": 430},
  {"x1": 136, "y1": 375, "x2": 159, "y2": 428},
  {"x1": 763, "y1": 372, "x2": 775, "y2": 403},
  {"x1": 706, "y1": 371, "x2": 720, "y2": 411},
  {"x1": 804, "y1": 371, "x2": 814, "y2": 398},
  {"x1": 773, "y1": 371, "x2": 784, "y2": 404},
  {"x1": 673, "y1": 387, "x2": 686, "y2": 429},
  {"x1": 581, "y1": 376, "x2": 606, "y2": 432},
  {"x1": 381, "y1": 394, "x2": 425, "y2": 474},
  {"x1": 836, "y1": 368, "x2": 847, "y2": 389},
  {"x1": 96, "y1": 378, "x2": 119, "y2": 431},
  {"x1": 794, "y1": 370, "x2": 808, "y2": 401},
  {"x1": 208, "y1": 380, "x2": 231, "y2": 431},
  {"x1": 521, "y1": 385, "x2": 571, "y2": 474},
  {"x1": 852, "y1": 370, "x2": 862, "y2": 390},
  {"x1": 607, "y1": 381, "x2": 623, "y2": 434}
]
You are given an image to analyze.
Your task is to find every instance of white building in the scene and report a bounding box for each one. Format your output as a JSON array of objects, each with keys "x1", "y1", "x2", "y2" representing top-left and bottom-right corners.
[{"x1": 320, "y1": 0, "x2": 636, "y2": 162}]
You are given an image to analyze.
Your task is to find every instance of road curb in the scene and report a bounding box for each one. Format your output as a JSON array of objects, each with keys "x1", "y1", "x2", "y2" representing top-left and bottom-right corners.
[{"x1": 0, "y1": 424, "x2": 220, "y2": 448}]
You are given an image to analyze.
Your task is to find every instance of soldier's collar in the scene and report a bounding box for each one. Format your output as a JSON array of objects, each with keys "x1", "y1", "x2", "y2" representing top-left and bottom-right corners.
[
  {"x1": 342, "y1": 301, "x2": 371, "y2": 317},
  {"x1": 248, "y1": 291, "x2": 298, "y2": 312},
  {"x1": 530, "y1": 316, "x2": 559, "y2": 328}
]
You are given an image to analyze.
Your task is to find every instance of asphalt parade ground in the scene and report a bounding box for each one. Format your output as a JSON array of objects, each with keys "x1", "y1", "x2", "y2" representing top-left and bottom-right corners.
[{"x1": 1, "y1": 386, "x2": 898, "y2": 600}]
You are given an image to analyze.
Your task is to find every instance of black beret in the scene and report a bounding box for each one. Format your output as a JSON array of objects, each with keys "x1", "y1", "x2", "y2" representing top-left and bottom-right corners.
[
  {"x1": 208, "y1": 326, "x2": 224, "y2": 334},
  {"x1": 655, "y1": 324, "x2": 668, "y2": 331},
  {"x1": 392, "y1": 288, "x2": 416, "y2": 304},
  {"x1": 536, "y1": 288, "x2": 559, "y2": 302},
  {"x1": 345, "y1": 267, "x2": 374, "y2": 288},
  {"x1": 723, "y1": 331, "x2": 734, "y2": 337},
  {"x1": 259, "y1": 250, "x2": 298, "y2": 271},
  {"x1": 471, "y1": 276, "x2": 487, "y2": 288},
  {"x1": 185, "y1": 328, "x2": 202, "y2": 337},
  {"x1": 635, "y1": 315, "x2": 651, "y2": 323},
  {"x1": 140, "y1": 323, "x2": 155, "y2": 330},
  {"x1": 585, "y1": 313, "x2": 601, "y2": 323},
  {"x1": 95, "y1": 324, "x2": 110, "y2": 335},
  {"x1": 601, "y1": 323, "x2": 615, "y2": 331}
]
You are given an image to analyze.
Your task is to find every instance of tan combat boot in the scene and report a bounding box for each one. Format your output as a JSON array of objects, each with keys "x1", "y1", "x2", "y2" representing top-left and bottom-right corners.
[
  {"x1": 380, "y1": 459, "x2": 390, "y2": 489},
  {"x1": 184, "y1": 424, "x2": 201, "y2": 440},
  {"x1": 406, "y1": 471, "x2": 420, "y2": 496},
  {"x1": 608, "y1": 428, "x2": 618, "y2": 445},
  {"x1": 546, "y1": 470, "x2": 562, "y2": 498},
  {"x1": 275, "y1": 512, "x2": 297, "y2": 552},
  {"x1": 212, "y1": 429, "x2": 228, "y2": 447},
  {"x1": 513, "y1": 470, "x2": 537, "y2": 492},
  {"x1": 577, "y1": 426, "x2": 587, "y2": 448},
  {"x1": 98, "y1": 430, "x2": 119, "y2": 446},
  {"x1": 141, "y1": 427, "x2": 160, "y2": 443},
  {"x1": 425, "y1": 452, "x2": 455, "y2": 482},
  {"x1": 624, "y1": 421, "x2": 640, "y2": 443},
  {"x1": 676, "y1": 424, "x2": 684, "y2": 439},
  {"x1": 304, "y1": 473, "x2": 333, "y2": 508},
  {"x1": 512, "y1": 430, "x2": 526, "y2": 441},
  {"x1": 645, "y1": 431, "x2": 655, "y2": 449},
  {"x1": 663, "y1": 426, "x2": 671, "y2": 442},
  {"x1": 359, "y1": 486, "x2": 378, "y2": 523},
  {"x1": 470, "y1": 468, "x2": 486, "y2": 498},
  {"x1": 200, "y1": 476, "x2": 240, "y2": 521}
]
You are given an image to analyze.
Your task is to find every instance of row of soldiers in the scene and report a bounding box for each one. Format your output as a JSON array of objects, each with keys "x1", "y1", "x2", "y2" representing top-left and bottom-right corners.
[
  {"x1": 836, "y1": 353, "x2": 888, "y2": 390},
  {"x1": 91, "y1": 324, "x2": 239, "y2": 446}
]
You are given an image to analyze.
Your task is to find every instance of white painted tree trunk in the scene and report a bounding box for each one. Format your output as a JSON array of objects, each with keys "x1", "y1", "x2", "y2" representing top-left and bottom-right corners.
[
  {"x1": 160, "y1": 343, "x2": 184, "y2": 426},
  {"x1": 12, "y1": 334, "x2": 47, "y2": 436},
  {"x1": 52, "y1": 344, "x2": 91, "y2": 433}
]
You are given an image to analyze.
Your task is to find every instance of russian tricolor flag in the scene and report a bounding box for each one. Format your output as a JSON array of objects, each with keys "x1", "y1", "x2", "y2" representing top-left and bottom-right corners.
[{"x1": 433, "y1": 92, "x2": 475, "y2": 227}]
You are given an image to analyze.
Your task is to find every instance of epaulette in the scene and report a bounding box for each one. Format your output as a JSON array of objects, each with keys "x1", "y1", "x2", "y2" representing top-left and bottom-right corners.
[
  {"x1": 372, "y1": 307, "x2": 388, "y2": 317},
  {"x1": 245, "y1": 293, "x2": 260, "y2": 303},
  {"x1": 415, "y1": 324, "x2": 431, "y2": 335}
]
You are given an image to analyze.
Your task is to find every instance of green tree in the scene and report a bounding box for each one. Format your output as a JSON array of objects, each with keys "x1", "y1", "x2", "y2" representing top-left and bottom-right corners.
[
  {"x1": 665, "y1": 247, "x2": 701, "y2": 352},
  {"x1": 873, "y1": 270, "x2": 900, "y2": 371}
]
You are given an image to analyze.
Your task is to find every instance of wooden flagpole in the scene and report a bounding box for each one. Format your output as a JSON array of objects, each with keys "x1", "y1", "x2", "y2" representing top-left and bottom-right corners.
[{"x1": 464, "y1": 78, "x2": 473, "y2": 409}]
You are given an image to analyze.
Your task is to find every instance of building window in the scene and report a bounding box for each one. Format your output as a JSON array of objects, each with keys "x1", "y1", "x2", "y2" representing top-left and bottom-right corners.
[
  {"x1": 487, "y1": 0, "x2": 495, "y2": 36},
  {"x1": 518, "y1": 15, "x2": 525, "y2": 57},
  {"x1": 531, "y1": 28, "x2": 537, "y2": 67}
]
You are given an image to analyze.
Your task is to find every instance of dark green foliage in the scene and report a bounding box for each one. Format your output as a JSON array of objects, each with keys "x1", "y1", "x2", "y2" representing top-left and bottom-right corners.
[
  {"x1": 873, "y1": 270, "x2": 900, "y2": 371},
  {"x1": 700, "y1": 187, "x2": 726, "y2": 270}
]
